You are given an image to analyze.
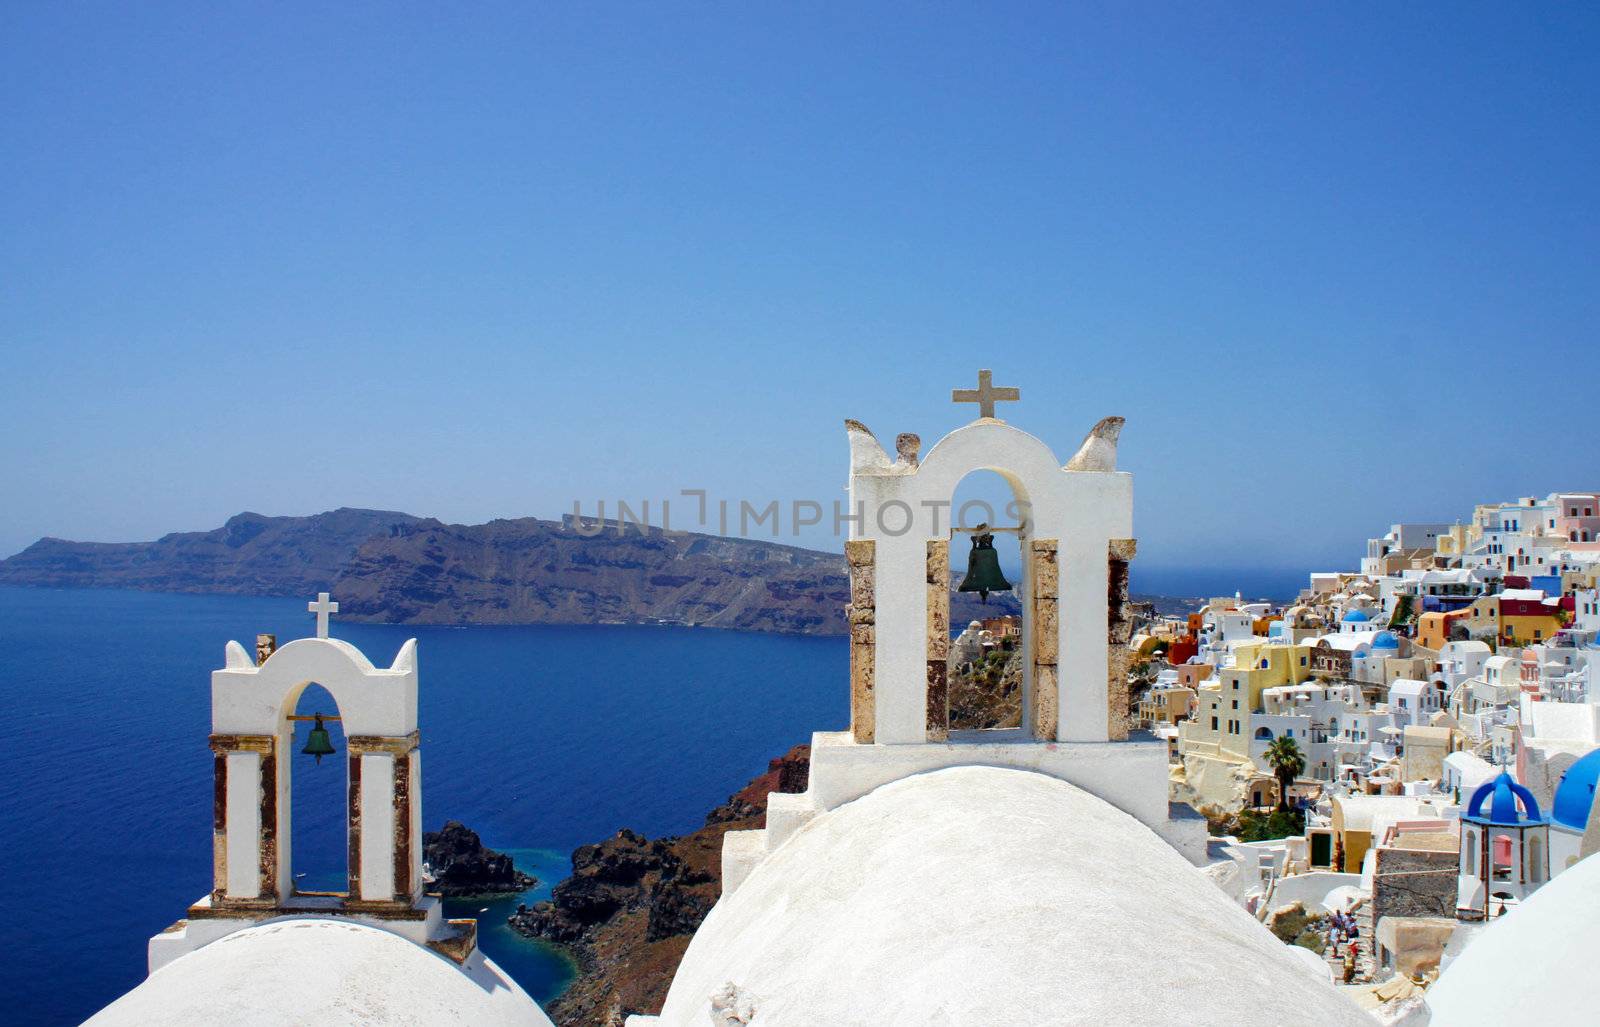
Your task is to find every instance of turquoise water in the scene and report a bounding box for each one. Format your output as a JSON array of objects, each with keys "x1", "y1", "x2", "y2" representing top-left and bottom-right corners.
[
  {"x1": 440, "y1": 848, "x2": 579, "y2": 1003},
  {"x1": 0, "y1": 587, "x2": 845, "y2": 1025}
]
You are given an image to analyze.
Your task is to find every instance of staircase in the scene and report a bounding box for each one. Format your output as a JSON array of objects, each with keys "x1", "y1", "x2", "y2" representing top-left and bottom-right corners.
[
  {"x1": 1352, "y1": 901, "x2": 1376, "y2": 981},
  {"x1": 1323, "y1": 901, "x2": 1377, "y2": 984}
]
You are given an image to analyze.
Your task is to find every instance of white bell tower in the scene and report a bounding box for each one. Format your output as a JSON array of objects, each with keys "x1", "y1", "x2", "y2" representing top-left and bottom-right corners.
[
  {"x1": 145, "y1": 595, "x2": 479, "y2": 973},
  {"x1": 716, "y1": 373, "x2": 1209, "y2": 897}
]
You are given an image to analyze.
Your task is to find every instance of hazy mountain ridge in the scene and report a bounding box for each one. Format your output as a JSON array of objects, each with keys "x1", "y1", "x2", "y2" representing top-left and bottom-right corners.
[
  {"x1": 0, "y1": 508, "x2": 426, "y2": 597},
  {"x1": 0, "y1": 508, "x2": 1020, "y2": 635}
]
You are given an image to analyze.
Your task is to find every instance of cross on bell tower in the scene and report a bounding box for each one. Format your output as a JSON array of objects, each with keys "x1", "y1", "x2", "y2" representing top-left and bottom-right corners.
[
  {"x1": 308, "y1": 592, "x2": 339, "y2": 638},
  {"x1": 951, "y1": 368, "x2": 1020, "y2": 421}
]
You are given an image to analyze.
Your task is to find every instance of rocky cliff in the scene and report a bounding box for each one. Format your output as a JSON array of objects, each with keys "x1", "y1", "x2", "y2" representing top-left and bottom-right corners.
[
  {"x1": 0, "y1": 509, "x2": 1016, "y2": 635},
  {"x1": 0, "y1": 508, "x2": 424, "y2": 597},
  {"x1": 422, "y1": 821, "x2": 538, "y2": 897},
  {"x1": 948, "y1": 646, "x2": 1023, "y2": 730},
  {"x1": 510, "y1": 746, "x2": 810, "y2": 1026}
]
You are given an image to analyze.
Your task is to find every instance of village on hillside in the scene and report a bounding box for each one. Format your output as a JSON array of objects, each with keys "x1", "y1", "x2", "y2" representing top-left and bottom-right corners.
[{"x1": 1120, "y1": 492, "x2": 1600, "y2": 997}]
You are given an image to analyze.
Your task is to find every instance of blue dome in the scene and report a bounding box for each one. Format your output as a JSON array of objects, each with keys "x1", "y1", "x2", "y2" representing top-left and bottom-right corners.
[
  {"x1": 1553, "y1": 748, "x2": 1600, "y2": 830},
  {"x1": 1465, "y1": 772, "x2": 1545, "y2": 826},
  {"x1": 1343, "y1": 609, "x2": 1370, "y2": 623},
  {"x1": 1372, "y1": 631, "x2": 1400, "y2": 649}
]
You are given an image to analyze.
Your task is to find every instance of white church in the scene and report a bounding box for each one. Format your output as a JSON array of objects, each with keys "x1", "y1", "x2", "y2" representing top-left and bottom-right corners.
[{"x1": 87, "y1": 376, "x2": 1598, "y2": 1026}]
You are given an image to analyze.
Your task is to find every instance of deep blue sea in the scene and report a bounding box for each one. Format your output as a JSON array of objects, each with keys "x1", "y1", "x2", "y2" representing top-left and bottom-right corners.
[
  {"x1": 0, "y1": 587, "x2": 845, "y2": 1026},
  {"x1": 1133, "y1": 565, "x2": 1303, "y2": 603}
]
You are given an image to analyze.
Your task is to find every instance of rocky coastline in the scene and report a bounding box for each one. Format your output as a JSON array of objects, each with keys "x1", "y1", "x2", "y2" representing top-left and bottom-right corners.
[
  {"x1": 509, "y1": 746, "x2": 810, "y2": 1026},
  {"x1": 422, "y1": 821, "x2": 538, "y2": 897}
]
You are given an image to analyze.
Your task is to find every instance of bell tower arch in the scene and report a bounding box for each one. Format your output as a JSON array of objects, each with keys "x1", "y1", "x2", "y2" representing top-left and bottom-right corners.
[
  {"x1": 208, "y1": 633, "x2": 422, "y2": 909},
  {"x1": 146, "y1": 594, "x2": 478, "y2": 973},
  {"x1": 719, "y1": 371, "x2": 1208, "y2": 898},
  {"x1": 846, "y1": 397, "x2": 1132, "y2": 745}
]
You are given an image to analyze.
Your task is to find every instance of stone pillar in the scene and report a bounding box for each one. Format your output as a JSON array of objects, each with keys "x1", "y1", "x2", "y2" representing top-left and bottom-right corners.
[
  {"x1": 1030, "y1": 539, "x2": 1060, "y2": 741},
  {"x1": 1108, "y1": 538, "x2": 1137, "y2": 742},
  {"x1": 846, "y1": 539, "x2": 876, "y2": 743},
  {"x1": 211, "y1": 750, "x2": 228, "y2": 897},
  {"x1": 346, "y1": 732, "x2": 421, "y2": 905},
  {"x1": 925, "y1": 538, "x2": 950, "y2": 742},
  {"x1": 346, "y1": 750, "x2": 363, "y2": 899},
  {"x1": 259, "y1": 743, "x2": 278, "y2": 901},
  {"x1": 393, "y1": 749, "x2": 414, "y2": 902},
  {"x1": 207, "y1": 734, "x2": 275, "y2": 905}
]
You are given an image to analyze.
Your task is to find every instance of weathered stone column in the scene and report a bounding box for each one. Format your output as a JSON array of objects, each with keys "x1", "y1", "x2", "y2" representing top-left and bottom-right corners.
[
  {"x1": 345, "y1": 749, "x2": 363, "y2": 899},
  {"x1": 1030, "y1": 539, "x2": 1060, "y2": 741},
  {"x1": 210, "y1": 748, "x2": 229, "y2": 898},
  {"x1": 259, "y1": 742, "x2": 278, "y2": 901},
  {"x1": 346, "y1": 732, "x2": 421, "y2": 904},
  {"x1": 1108, "y1": 539, "x2": 1137, "y2": 742},
  {"x1": 206, "y1": 734, "x2": 276, "y2": 905},
  {"x1": 925, "y1": 538, "x2": 950, "y2": 742},
  {"x1": 846, "y1": 539, "x2": 877, "y2": 743},
  {"x1": 394, "y1": 746, "x2": 415, "y2": 902}
]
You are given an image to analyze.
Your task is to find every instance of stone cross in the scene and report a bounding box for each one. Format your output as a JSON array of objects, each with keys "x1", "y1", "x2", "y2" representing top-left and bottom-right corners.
[
  {"x1": 308, "y1": 592, "x2": 339, "y2": 639},
  {"x1": 951, "y1": 369, "x2": 1020, "y2": 420}
]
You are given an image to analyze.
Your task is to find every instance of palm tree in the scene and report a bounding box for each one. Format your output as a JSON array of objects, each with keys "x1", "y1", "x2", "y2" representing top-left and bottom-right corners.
[{"x1": 1263, "y1": 735, "x2": 1306, "y2": 813}]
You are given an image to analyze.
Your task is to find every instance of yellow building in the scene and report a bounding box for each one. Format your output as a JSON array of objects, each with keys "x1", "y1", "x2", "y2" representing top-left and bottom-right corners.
[
  {"x1": 1137, "y1": 686, "x2": 1195, "y2": 728},
  {"x1": 1461, "y1": 596, "x2": 1499, "y2": 641},
  {"x1": 1498, "y1": 594, "x2": 1563, "y2": 645},
  {"x1": 1434, "y1": 523, "x2": 1476, "y2": 561},
  {"x1": 1179, "y1": 642, "x2": 1315, "y2": 764},
  {"x1": 1129, "y1": 634, "x2": 1165, "y2": 659},
  {"x1": 1329, "y1": 796, "x2": 1435, "y2": 873},
  {"x1": 1251, "y1": 615, "x2": 1282, "y2": 636}
]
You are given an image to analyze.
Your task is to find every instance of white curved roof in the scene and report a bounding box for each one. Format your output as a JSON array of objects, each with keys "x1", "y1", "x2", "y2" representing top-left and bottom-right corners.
[
  {"x1": 1333, "y1": 795, "x2": 1434, "y2": 833},
  {"x1": 85, "y1": 919, "x2": 551, "y2": 1027},
  {"x1": 1427, "y1": 852, "x2": 1600, "y2": 1026},
  {"x1": 657, "y1": 766, "x2": 1370, "y2": 1026}
]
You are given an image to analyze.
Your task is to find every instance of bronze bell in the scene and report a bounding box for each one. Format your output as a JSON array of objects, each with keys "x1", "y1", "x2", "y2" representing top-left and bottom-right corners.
[
  {"x1": 302, "y1": 714, "x2": 336, "y2": 765},
  {"x1": 958, "y1": 531, "x2": 1013, "y2": 603}
]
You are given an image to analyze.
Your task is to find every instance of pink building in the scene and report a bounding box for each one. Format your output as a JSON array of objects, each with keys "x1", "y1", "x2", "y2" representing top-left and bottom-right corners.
[{"x1": 1553, "y1": 492, "x2": 1600, "y2": 543}]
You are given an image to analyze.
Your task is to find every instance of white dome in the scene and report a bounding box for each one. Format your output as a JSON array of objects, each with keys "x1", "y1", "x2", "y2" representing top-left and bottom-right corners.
[
  {"x1": 85, "y1": 918, "x2": 551, "y2": 1027},
  {"x1": 657, "y1": 766, "x2": 1370, "y2": 1026},
  {"x1": 1426, "y1": 852, "x2": 1600, "y2": 1026}
]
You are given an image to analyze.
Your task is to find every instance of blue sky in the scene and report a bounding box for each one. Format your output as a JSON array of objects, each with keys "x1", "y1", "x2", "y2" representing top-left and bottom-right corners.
[{"x1": 3, "y1": 4, "x2": 1596, "y2": 576}]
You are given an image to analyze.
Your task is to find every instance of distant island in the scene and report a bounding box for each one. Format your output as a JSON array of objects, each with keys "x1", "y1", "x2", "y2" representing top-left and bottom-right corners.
[{"x1": 0, "y1": 507, "x2": 1040, "y2": 635}]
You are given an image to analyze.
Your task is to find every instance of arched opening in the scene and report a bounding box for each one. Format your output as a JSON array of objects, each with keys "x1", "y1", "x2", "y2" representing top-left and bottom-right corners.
[
  {"x1": 1254, "y1": 726, "x2": 1273, "y2": 740},
  {"x1": 285, "y1": 682, "x2": 348, "y2": 895},
  {"x1": 946, "y1": 469, "x2": 1029, "y2": 734},
  {"x1": 1491, "y1": 832, "x2": 1514, "y2": 881}
]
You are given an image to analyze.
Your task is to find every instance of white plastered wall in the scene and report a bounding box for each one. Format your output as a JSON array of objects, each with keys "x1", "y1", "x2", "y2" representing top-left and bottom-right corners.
[
  {"x1": 359, "y1": 752, "x2": 396, "y2": 900},
  {"x1": 224, "y1": 751, "x2": 262, "y2": 898},
  {"x1": 212, "y1": 636, "x2": 418, "y2": 737}
]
